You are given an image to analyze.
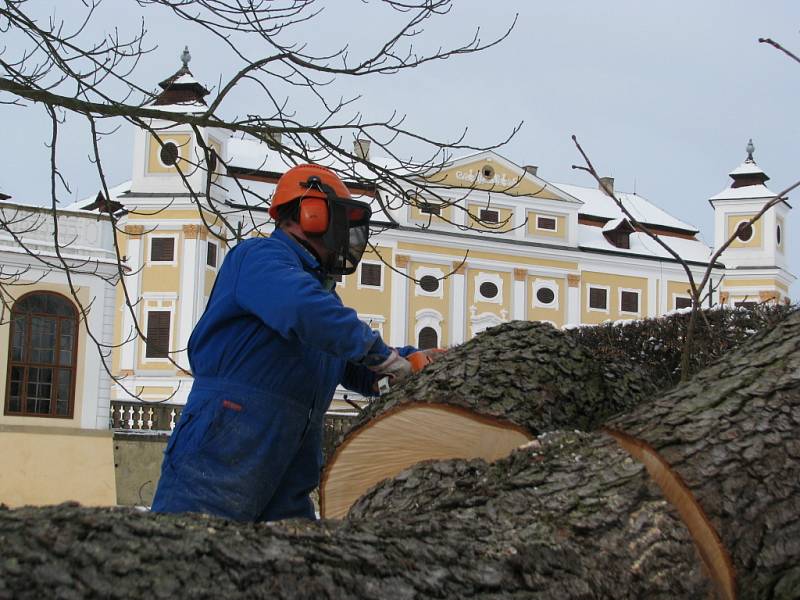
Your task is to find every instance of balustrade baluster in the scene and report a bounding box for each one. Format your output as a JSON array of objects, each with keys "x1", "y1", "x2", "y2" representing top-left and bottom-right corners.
[
  {"x1": 126, "y1": 406, "x2": 134, "y2": 429},
  {"x1": 147, "y1": 408, "x2": 154, "y2": 430}
]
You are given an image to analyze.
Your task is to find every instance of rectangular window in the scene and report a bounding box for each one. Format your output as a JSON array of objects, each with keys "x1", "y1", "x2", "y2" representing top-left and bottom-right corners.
[
  {"x1": 674, "y1": 296, "x2": 692, "y2": 310},
  {"x1": 480, "y1": 209, "x2": 499, "y2": 224},
  {"x1": 536, "y1": 216, "x2": 557, "y2": 231},
  {"x1": 420, "y1": 202, "x2": 441, "y2": 216},
  {"x1": 206, "y1": 241, "x2": 217, "y2": 268},
  {"x1": 620, "y1": 290, "x2": 639, "y2": 313},
  {"x1": 360, "y1": 263, "x2": 382, "y2": 287},
  {"x1": 145, "y1": 310, "x2": 171, "y2": 358},
  {"x1": 589, "y1": 287, "x2": 608, "y2": 310},
  {"x1": 150, "y1": 237, "x2": 175, "y2": 262}
]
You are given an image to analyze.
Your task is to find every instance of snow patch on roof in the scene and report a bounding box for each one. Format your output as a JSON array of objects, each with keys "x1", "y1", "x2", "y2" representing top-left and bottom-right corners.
[
  {"x1": 729, "y1": 160, "x2": 765, "y2": 177},
  {"x1": 554, "y1": 183, "x2": 697, "y2": 232},
  {"x1": 709, "y1": 184, "x2": 778, "y2": 202},
  {"x1": 578, "y1": 224, "x2": 712, "y2": 263}
]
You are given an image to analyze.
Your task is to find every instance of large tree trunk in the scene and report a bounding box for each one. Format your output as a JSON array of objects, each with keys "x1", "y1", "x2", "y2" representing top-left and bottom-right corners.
[
  {"x1": 322, "y1": 321, "x2": 658, "y2": 517},
  {"x1": 1, "y1": 312, "x2": 798, "y2": 599}
]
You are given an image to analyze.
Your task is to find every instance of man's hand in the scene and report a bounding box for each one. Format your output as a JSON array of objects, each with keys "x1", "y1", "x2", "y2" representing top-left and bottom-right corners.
[{"x1": 370, "y1": 349, "x2": 413, "y2": 384}]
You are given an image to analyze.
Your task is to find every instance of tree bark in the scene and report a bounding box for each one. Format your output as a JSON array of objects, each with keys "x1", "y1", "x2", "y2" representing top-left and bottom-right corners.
[
  {"x1": 1, "y1": 312, "x2": 798, "y2": 599},
  {"x1": 348, "y1": 320, "x2": 659, "y2": 437}
]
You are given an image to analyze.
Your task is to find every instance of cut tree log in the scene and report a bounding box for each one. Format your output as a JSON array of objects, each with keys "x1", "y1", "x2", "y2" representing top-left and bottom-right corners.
[
  {"x1": 321, "y1": 320, "x2": 658, "y2": 518},
  {"x1": 0, "y1": 311, "x2": 797, "y2": 599}
]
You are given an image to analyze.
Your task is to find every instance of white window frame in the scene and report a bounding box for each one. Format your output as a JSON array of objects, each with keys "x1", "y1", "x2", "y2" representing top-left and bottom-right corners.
[
  {"x1": 587, "y1": 284, "x2": 610, "y2": 313},
  {"x1": 141, "y1": 303, "x2": 175, "y2": 364},
  {"x1": 358, "y1": 260, "x2": 384, "y2": 291},
  {"x1": 532, "y1": 279, "x2": 559, "y2": 310},
  {"x1": 618, "y1": 288, "x2": 641, "y2": 316},
  {"x1": 146, "y1": 233, "x2": 179, "y2": 266},
  {"x1": 414, "y1": 266, "x2": 445, "y2": 299},
  {"x1": 468, "y1": 306, "x2": 507, "y2": 338},
  {"x1": 474, "y1": 272, "x2": 504, "y2": 305},
  {"x1": 205, "y1": 239, "x2": 219, "y2": 271},
  {"x1": 359, "y1": 313, "x2": 385, "y2": 336},
  {"x1": 415, "y1": 308, "x2": 443, "y2": 345},
  {"x1": 535, "y1": 214, "x2": 558, "y2": 232}
]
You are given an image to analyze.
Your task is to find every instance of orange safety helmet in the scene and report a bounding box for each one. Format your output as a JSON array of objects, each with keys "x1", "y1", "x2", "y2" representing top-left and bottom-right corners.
[
  {"x1": 270, "y1": 164, "x2": 352, "y2": 234},
  {"x1": 269, "y1": 163, "x2": 372, "y2": 275}
]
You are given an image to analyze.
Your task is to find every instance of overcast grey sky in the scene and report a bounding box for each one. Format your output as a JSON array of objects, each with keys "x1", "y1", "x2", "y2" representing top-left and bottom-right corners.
[{"x1": 2, "y1": 1, "x2": 798, "y2": 295}]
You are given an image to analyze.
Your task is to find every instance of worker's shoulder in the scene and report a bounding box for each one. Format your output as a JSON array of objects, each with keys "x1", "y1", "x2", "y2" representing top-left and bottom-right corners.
[{"x1": 234, "y1": 235, "x2": 299, "y2": 265}]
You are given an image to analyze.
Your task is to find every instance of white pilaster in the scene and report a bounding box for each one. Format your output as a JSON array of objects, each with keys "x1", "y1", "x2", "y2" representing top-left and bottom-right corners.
[
  {"x1": 647, "y1": 276, "x2": 658, "y2": 317},
  {"x1": 177, "y1": 225, "x2": 201, "y2": 369},
  {"x1": 512, "y1": 268, "x2": 527, "y2": 320},
  {"x1": 390, "y1": 255, "x2": 410, "y2": 346},
  {"x1": 449, "y1": 265, "x2": 466, "y2": 345},
  {"x1": 119, "y1": 227, "x2": 143, "y2": 372},
  {"x1": 566, "y1": 274, "x2": 581, "y2": 325}
]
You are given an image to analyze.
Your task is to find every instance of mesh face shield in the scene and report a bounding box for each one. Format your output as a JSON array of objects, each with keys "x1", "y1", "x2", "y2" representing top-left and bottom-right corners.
[{"x1": 321, "y1": 197, "x2": 372, "y2": 275}]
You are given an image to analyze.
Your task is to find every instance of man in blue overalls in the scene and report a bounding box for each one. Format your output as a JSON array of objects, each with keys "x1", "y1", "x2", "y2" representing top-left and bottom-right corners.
[{"x1": 152, "y1": 164, "x2": 416, "y2": 522}]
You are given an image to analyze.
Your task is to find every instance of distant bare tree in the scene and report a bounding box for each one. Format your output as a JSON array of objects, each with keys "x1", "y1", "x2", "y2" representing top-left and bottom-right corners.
[{"x1": 0, "y1": 0, "x2": 521, "y2": 400}]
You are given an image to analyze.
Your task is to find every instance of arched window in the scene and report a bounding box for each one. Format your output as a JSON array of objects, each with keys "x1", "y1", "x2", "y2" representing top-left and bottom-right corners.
[
  {"x1": 5, "y1": 292, "x2": 78, "y2": 418},
  {"x1": 418, "y1": 326, "x2": 438, "y2": 350}
]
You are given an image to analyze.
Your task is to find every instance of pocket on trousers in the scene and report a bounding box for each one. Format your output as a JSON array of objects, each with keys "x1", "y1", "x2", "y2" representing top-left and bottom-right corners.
[{"x1": 198, "y1": 398, "x2": 247, "y2": 455}]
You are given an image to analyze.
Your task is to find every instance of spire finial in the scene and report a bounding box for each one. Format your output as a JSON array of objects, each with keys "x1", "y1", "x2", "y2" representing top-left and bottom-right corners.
[
  {"x1": 746, "y1": 138, "x2": 755, "y2": 161},
  {"x1": 180, "y1": 46, "x2": 191, "y2": 69}
]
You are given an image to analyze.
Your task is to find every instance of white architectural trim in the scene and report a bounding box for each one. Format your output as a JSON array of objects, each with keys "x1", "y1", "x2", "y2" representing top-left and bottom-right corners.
[
  {"x1": 414, "y1": 308, "x2": 444, "y2": 347},
  {"x1": 145, "y1": 232, "x2": 179, "y2": 266},
  {"x1": 119, "y1": 236, "x2": 143, "y2": 372},
  {"x1": 359, "y1": 313, "x2": 386, "y2": 336},
  {"x1": 469, "y1": 306, "x2": 507, "y2": 337},
  {"x1": 449, "y1": 271, "x2": 466, "y2": 345},
  {"x1": 532, "y1": 278, "x2": 559, "y2": 310},
  {"x1": 414, "y1": 265, "x2": 445, "y2": 299},
  {"x1": 618, "y1": 287, "x2": 642, "y2": 316},
  {"x1": 473, "y1": 272, "x2": 504, "y2": 305},
  {"x1": 389, "y1": 261, "x2": 408, "y2": 346},
  {"x1": 357, "y1": 260, "x2": 384, "y2": 291},
  {"x1": 586, "y1": 284, "x2": 610, "y2": 313}
]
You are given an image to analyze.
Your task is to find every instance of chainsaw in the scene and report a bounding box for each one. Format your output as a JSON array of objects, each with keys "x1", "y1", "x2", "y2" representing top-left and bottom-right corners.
[{"x1": 376, "y1": 349, "x2": 445, "y2": 395}]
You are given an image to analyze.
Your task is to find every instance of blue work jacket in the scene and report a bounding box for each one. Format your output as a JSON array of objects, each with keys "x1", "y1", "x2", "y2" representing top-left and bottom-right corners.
[{"x1": 188, "y1": 228, "x2": 391, "y2": 401}]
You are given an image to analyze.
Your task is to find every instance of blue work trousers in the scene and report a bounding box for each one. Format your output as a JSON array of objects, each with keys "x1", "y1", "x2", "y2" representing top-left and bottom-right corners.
[{"x1": 151, "y1": 377, "x2": 325, "y2": 521}]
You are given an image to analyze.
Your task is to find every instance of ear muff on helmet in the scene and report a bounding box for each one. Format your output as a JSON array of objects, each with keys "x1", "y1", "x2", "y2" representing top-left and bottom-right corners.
[{"x1": 298, "y1": 197, "x2": 328, "y2": 234}]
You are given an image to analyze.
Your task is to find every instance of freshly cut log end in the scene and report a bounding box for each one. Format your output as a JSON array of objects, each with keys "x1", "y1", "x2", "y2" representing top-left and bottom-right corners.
[{"x1": 320, "y1": 403, "x2": 533, "y2": 519}]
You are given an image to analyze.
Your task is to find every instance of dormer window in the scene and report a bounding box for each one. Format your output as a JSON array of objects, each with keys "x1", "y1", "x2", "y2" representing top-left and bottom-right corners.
[{"x1": 602, "y1": 218, "x2": 635, "y2": 249}]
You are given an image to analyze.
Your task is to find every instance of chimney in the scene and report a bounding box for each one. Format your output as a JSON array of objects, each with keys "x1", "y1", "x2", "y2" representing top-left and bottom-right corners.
[
  {"x1": 599, "y1": 176, "x2": 614, "y2": 196},
  {"x1": 354, "y1": 138, "x2": 371, "y2": 160},
  {"x1": 523, "y1": 165, "x2": 538, "y2": 177}
]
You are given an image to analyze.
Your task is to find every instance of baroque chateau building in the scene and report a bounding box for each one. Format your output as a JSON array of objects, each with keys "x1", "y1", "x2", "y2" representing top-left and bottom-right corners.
[{"x1": 1, "y1": 55, "x2": 794, "y2": 434}]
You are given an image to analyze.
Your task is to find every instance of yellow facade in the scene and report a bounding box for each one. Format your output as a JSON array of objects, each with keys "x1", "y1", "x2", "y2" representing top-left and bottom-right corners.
[
  {"x1": 0, "y1": 425, "x2": 116, "y2": 507},
  {"x1": 147, "y1": 133, "x2": 193, "y2": 174},
  {"x1": 727, "y1": 214, "x2": 762, "y2": 249},
  {"x1": 667, "y1": 280, "x2": 693, "y2": 310},
  {"x1": 467, "y1": 202, "x2": 514, "y2": 232},
  {"x1": 580, "y1": 271, "x2": 648, "y2": 324},
  {"x1": 336, "y1": 246, "x2": 394, "y2": 339},
  {"x1": 425, "y1": 158, "x2": 562, "y2": 200},
  {"x1": 526, "y1": 211, "x2": 567, "y2": 240}
]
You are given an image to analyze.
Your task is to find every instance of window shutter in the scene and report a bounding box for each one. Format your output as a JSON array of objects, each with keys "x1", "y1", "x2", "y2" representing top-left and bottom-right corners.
[
  {"x1": 360, "y1": 263, "x2": 382, "y2": 287},
  {"x1": 480, "y1": 209, "x2": 499, "y2": 224},
  {"x1": 146, "y1": 311, "x2": 171, "y2": 358},
  {"x1": 674, "y1": 297, "x2": 692, "y2": 310},
  {"x1": 537, "y1": 216, "x2": 557, "y2": 231},
  {"x1": 151, "y1": 238, "x2": 175, "y2": 262},
  {"x1": 206, "y1": 241, "x2": 217, "y2": 268},
  {"x1": 420, "y1": 202, "x2": 441, "y2": 216},
  {"x1": 620, "y1": 291, "x2": 639, "y2": 313},
  {"x1": 589, "y1": 287, "x2": 607, "y2": 310}
]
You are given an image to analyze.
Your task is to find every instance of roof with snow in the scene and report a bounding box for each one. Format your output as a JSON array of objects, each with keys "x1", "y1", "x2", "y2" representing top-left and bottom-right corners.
[{"x1": 553, "y1": 182, "x2": 698, "y2": 233}]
